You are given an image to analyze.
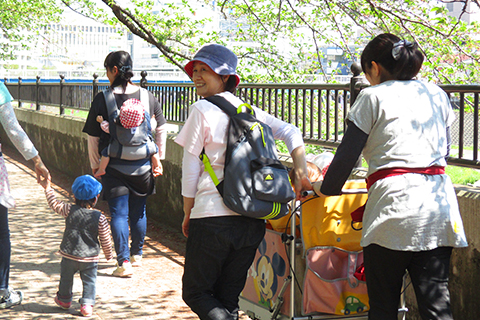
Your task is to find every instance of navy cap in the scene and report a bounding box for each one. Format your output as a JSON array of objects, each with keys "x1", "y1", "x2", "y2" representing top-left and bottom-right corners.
[
  {"x1": 72, "y1": 175, "x2": 102, "y2": 200},
  {"x1": 184, "y1": 44, "x2": 240, "y2": 87}
]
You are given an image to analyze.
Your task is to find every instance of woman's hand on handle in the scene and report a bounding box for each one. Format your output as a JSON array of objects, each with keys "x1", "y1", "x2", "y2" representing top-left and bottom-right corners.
[{"x1": 290, "y1": 146, "x2": 312, "y2": 200}]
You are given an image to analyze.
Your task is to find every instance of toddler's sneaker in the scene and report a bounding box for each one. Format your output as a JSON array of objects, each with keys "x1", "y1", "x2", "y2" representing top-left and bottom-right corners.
[
  {"x1": 54, "y1": 296, "x2": 71, "y2": 309},
  {"x1": 130, "y1": 254, "x2": 142, "y2": 267},
  {"x1": 80, "y1": 304, "x2": 93, "y2": 317},
  {"x1": 112, "y1": 260, "x2": 133, "y2": 277},
  {"x1": 0, "y1": 288, "x2": 23, "y2": 309}
]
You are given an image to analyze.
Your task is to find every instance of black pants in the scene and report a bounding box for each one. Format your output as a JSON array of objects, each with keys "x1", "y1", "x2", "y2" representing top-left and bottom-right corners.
[
  {"x1": 364, "y1": 244, "x2": 453, "y2": 320},
  {"x1": 182, "y1": 216, "x2": 265, "y2": 320}
]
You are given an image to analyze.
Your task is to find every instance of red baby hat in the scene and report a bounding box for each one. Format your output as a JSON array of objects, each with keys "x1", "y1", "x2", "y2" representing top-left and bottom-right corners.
[{"x1": 119, "y1": 99, "x2": 145, "y2": 129}]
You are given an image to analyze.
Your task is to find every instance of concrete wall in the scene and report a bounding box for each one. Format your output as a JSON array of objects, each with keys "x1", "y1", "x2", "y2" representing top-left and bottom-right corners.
[
  {"x1": 146, "y1": 134, "x2": 184, "y2": 229},
  {"x1": 3, "y1": 108, "x2": 480, "y2": 319},
  {"x1": 0, "y1": 108, "x2": 184, "y2": 229},
  {"x1": 401, "y1": 186, "x2": 480, "y2": 319},
  {"x1": 0, "y1": 108, "x2": 91, "y2": 178}
]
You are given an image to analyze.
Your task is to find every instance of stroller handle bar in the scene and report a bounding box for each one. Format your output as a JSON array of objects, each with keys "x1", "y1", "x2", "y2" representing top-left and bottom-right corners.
[{"x1": 302, "y1": 188, "x2": 368, "y2": 197}]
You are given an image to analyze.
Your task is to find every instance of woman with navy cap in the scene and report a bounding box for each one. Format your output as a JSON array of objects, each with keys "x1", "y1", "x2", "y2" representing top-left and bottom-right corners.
[{"x1": 175, "y1": 44, "x2": 311, "y2": 320}]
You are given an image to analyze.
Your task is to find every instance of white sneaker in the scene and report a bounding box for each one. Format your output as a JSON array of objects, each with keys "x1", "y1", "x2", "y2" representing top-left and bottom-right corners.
[
  {"x1": 112, "y1": 260, "x2": 133, "y2": 277},
  {"x1": 0, "y1": 288, "x2": 23, "y2": 309},
  {"x1": 130, "y1": 255, "x2": 142, "y2": 267}
]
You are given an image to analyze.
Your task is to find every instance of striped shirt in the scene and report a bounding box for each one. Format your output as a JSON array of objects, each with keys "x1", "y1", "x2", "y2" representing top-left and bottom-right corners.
[{"x1": 45, "y1": 188, "x2": 113, "y2": 262}]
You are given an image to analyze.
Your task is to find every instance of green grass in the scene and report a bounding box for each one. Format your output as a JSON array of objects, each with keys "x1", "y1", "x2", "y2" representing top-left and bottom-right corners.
[
  {"x1": 446, "y1": 166, "x2": 480, "y2": 185},
  {"x1": 15, "y1": 103, "x2": 88, "y2": 119},
  {"x1": 63, "y1": 108, "x2": 88, "y2": 118}
]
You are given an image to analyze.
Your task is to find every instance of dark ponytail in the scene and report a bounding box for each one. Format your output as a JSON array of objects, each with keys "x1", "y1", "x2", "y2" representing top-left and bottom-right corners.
[
  {"x1": 360, "y1": 33, "x2": 424, "y2": 81},
  {"x1": 223, "y1": 75, "x2": 238, "y2": 94},
  {"x1": 104, "y1": 51, "x2": 134, "y2": 92}
]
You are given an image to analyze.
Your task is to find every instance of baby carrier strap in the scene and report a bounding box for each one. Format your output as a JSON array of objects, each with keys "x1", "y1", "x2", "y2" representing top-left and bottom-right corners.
[
  {"x1": 103, "y1": 87, "x2": 157, "y2": 161},
  {"x1": 104, "y1": 87, "x2": 118, "y2": 122},
  {"x1": 104, "y1": 87, "x2": 150, "y2": 121},
  {"x1": 139, "y1": 87, "x2": 149, "y2": 112}
]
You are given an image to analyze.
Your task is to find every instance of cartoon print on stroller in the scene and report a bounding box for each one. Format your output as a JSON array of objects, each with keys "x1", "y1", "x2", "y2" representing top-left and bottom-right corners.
[{"x1": 239, "y1": 180, "x2": 408, "y2": 320}]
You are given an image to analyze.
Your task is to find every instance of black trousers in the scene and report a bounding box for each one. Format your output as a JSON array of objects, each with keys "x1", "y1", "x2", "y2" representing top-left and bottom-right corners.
[
  {"x1": 182, "y1": 216, "x2": 265, "y2": 320},
  {"x1": 364, "y1": 244, "x2": 453, "y2": 320}
]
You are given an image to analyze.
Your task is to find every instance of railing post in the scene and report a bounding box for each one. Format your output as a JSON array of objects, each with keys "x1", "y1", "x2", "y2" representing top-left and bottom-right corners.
[
  {"x1": 18, "y1": 77, "x2": 22, "y2": 108},
  {"x1": 92, "y1": 73, "x2": 99, "y2": 100},
  {"x1": 59, "y1": 74, "x2": 65, "y2": 115},
  {"x1": 140, "y1": 71, "x2": 147, "y2": 88},
  {"x1": 349, "y1": 62, "x2": 363, "y2": 106},
  {"x1": 36, "y1": 75, "x2": 41, "y2": 111}
]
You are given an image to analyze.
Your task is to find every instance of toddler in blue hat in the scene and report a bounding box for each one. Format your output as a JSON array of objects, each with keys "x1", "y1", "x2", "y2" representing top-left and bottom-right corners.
[{"x1": 40, "y1": 175, "x2": 113, "y2": 317}]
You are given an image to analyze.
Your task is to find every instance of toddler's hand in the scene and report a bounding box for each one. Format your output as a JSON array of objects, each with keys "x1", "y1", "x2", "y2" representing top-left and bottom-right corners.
[
  {"x1": 96, "y1": 115, "x2": 104, "y2": 123},
  {"x1": 151, "y1": 154, "x2": 163, "y2": 177},
  {"x1": 94, "y1": 168, "x2": 106, "y2": 178},
  {"x1": 152, "y1": 166, "x2": 163, "y2": 177},
  {"x1": 38, "y1": 176, "x2": 51, "y2": 190}
]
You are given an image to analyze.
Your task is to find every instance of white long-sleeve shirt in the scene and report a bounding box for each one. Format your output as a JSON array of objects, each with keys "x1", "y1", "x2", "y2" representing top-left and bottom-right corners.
[{"x1": 0, "y1": 82, "x2": 39, "y2": 208}]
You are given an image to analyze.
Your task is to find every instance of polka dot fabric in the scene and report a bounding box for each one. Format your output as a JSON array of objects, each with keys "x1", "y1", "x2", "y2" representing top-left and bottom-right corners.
[{"x1": 119, "y1": 99, "x2": 145, "y2": 129}]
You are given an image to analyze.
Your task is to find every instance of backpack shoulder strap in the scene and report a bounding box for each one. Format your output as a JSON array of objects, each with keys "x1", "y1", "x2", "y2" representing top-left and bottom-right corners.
[
  {"x1": 199, "y1": 147, "x2": 224, "y2": 197},
  {"x1": 204, "y1": 95, "x2": 255, "y2": 118},
  {"x1": 103, "y1": 88, "x2": 118, "y2": 121},
  {"x1": 204, "y1": 95, "x2": 236, "y2": 117},
  {"x1": 200, "y1": 95, "x2": 251, "y2": 197}
]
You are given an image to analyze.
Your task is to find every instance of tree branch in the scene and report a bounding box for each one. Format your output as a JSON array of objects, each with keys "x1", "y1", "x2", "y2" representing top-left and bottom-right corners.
[
  {"x1": 364, "y1": 0, "x2": 479, "y2": 73},
  {"x1": 240, "y1": 0, "x2": 270, "y2": 32},
  {"x1": 321, "y1": 0, "x2": 355, "y2": 58},
  {"x1": 101, "y1": 0, "x2": 189, "y2": 73},
  {"x1": 60, "y1": 0, "x2": 99, "y2": 23}
]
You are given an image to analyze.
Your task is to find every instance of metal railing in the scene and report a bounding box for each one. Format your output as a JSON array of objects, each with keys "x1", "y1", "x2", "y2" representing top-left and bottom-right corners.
[{"x1": 3, "y1": 66, "x2": 480, "y2": 168}]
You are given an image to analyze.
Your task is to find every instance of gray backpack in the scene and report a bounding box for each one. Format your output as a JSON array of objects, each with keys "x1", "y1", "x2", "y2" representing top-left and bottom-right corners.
[
  {"x1": 103, "y1": 88, "x2": 158, "y2": 160},
  {"x1": 200, "y1": 95, "x2": 295, "y2": 220}
]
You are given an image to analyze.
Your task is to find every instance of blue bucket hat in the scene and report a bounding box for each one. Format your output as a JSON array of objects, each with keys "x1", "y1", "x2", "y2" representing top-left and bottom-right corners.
[
  {"x1": 184, "y1": 44, "x2": 240, "y2": 88},
  {"x1": 72, "y1": 175, "x2": 102, "y2": 200}
]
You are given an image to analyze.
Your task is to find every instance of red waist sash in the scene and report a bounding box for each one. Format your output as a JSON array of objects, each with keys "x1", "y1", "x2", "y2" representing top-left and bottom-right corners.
[{"x1": 351, "y1": 166, "x2": 445, "y2": 223}]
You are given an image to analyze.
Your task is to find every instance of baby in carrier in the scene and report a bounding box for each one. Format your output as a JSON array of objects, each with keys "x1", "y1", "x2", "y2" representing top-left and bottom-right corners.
[{"x1": 95, "y1": 98, "x2": 161, "y2": 177}]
